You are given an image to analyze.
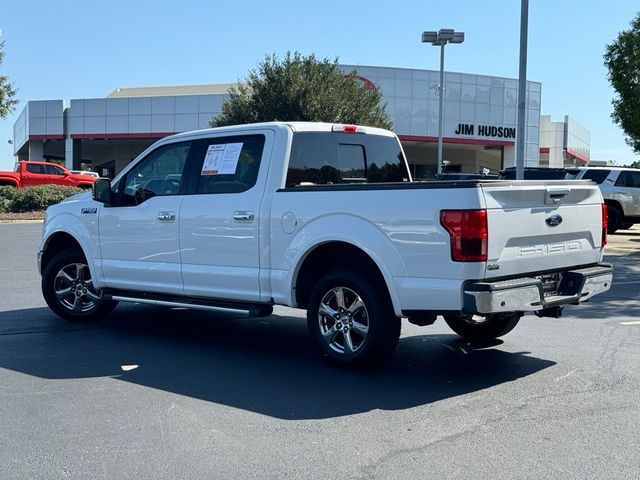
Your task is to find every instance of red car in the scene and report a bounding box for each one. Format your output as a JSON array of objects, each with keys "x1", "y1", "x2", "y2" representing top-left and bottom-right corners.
[{"x1": 0, "y1": 161, "x2": 97, "y2": 189}]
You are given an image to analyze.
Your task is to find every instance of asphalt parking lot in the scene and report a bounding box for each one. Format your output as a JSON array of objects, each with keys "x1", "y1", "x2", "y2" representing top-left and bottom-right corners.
[{"x1": 1, "y1": 223, "x2": 638, "y2": 479}]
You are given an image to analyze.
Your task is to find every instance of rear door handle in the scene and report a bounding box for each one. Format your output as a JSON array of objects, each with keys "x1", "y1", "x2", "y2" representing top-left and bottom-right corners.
[
  {"x1": 157, "y1": 211, "x2": 176, "y2": 222},
  {"x1": 233, "y1": 211, "x2": 254, "y2": 222}
]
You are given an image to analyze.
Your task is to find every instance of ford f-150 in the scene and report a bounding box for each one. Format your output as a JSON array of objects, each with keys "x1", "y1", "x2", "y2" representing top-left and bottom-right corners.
[{"x1": 37, "y1": 122, "x2": 613, "y2": 367}]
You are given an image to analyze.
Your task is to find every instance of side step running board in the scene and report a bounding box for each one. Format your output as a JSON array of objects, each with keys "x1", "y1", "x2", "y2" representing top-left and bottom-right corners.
[{"x1": 104, "y1": 289, "x2": 274, "y2": 317}]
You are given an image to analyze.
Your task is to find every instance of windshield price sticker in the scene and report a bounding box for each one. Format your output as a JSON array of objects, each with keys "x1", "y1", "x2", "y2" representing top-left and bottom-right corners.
[{"x1": 201, "y1": 143, "x2": 244, "y2": 175}]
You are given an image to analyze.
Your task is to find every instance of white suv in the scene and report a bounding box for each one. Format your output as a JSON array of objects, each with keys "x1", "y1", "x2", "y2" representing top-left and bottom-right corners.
[{"x1": 575, "y1": 167, "x2": 640, "y2": 233}]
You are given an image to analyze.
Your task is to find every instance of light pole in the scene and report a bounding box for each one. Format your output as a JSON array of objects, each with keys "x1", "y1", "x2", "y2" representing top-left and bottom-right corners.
[
  {"x1": 515, "y1": 0, "x2": 529, "y2": 180},
  {"x1": 422, "y1": 29, "x2": 464, "y2": 176}
]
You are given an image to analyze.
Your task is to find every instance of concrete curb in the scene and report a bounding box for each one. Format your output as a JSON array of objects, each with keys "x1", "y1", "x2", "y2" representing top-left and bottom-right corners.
[{"x1": 0, "y1": 219, "x2": 44, "y2": 224}]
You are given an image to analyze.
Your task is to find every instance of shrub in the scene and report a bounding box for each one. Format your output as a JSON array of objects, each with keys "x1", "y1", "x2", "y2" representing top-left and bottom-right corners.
[
  {"x1": 0, "y1": 185, "x2": 84, "y2": 213},
  {"x1": 0, "y1": 185, "x2": 19, "y2": 212}
]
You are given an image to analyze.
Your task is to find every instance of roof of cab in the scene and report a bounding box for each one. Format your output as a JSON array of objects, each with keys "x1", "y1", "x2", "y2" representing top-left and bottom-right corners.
[{"x1": 165, "y1": 121, "x2": 396, "y2": 142}]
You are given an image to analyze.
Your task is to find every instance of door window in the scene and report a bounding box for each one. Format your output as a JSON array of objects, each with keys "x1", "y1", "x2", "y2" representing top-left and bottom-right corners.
[
  {"x1": 285, "y1": 132, "x2": 409, "y2": 186},
  {"x1": 120, "y1": 142, "x2": 192, "y2": 205},
  {"x1": 45, "y1": 164, "x2": 66, "y2": 175},
  {"x1": 616, "y1": 171, "x2": 640, "y2": 188},
  {"x1": 195, "y1": 135, "x2": 266, "y2": 194},
  {"x1": 25, "y1": 164, "x2": 46, "y2": 174},
  {"x1": 582, "y1": 170, "x2": 610, "y2": 184}
]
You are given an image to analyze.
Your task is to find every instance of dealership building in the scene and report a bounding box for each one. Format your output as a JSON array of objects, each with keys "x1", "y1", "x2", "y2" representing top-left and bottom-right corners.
[{"x1": 12, "y1": 64, "x2": 590, "y2": 178}]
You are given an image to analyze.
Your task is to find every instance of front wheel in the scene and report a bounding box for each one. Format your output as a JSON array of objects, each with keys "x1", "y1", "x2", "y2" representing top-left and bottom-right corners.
[
  {"x1": 443, "y1": 313, "x2": 521, "y2": 342},
  {"x1": 307, "y1": 270, "x2": 400, "y2": 368},
  {"x1": 42, "y1": 249, "x2": 118, "y2": 321}
]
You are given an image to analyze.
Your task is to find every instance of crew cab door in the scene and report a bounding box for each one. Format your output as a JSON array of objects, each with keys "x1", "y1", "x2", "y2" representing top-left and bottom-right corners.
[
  {"x1": 45, "y1": 164, "x2": 73, "y2": 186},
  {"x1": 179, "y1": 131, "x2": 273, "y2": 302},
  {"x1": 98, "y1": 141, "x2": 196, "y2": 294},
  {"x1": 614, "y1": 170, "x2": 640, "y2": 216},
  {"x1": 22, "y1": 163, "x2": 49, "y2": 186}
]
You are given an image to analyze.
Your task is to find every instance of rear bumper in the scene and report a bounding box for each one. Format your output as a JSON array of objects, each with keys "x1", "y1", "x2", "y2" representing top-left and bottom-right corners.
[{"x1": 463, "y1": 263, "x2": 613, "y2": 315}]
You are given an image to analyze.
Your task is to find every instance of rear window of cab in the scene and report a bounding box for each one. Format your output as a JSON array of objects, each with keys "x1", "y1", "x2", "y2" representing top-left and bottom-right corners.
[{"x1": 285, "y1": 132, "x2": 409, "y2": 187}]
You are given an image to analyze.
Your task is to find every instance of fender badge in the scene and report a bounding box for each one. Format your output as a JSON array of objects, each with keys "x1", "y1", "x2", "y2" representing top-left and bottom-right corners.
[
  {"x1": 545, "y1": 214, "x2": 562, "y2": 227},
  {"x1": 81, "y1": 207, "x2": 97, "y2": 214}
]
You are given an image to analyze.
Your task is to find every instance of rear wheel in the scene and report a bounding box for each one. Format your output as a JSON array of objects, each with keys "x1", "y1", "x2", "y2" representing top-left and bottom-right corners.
[
  {"x1": 443, "y1": 313, "x2": 521, "y2": 342},
  {"x1": 607, "y1": 206, "x2": 622, "y2": 234},
  {"x1": 42, "y1": 249, "x2": 118, "y2": 321},
  {"x1": 307, "y1": 270, "x2": 400, "y2": 368}
]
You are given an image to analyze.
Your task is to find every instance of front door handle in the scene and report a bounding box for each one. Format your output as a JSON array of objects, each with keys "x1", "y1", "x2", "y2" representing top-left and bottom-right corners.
[
  {"x1": 157, "y1": 211, "x2": 176, "y2": 222},
  {"x1": 233, "y1": 211, "x2": 254, "y2": 222}
]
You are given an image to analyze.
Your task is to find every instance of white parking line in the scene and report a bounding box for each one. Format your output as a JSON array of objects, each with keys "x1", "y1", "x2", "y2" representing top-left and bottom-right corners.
[{"x1": 619, "y1": 321, "x2": 640, "y2": 325}]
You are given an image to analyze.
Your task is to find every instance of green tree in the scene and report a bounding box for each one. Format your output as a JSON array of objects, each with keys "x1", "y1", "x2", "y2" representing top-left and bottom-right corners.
[
  {"x1": 211, "y1": 52, "x2": 393, "y2": 129},
  {"x1": 0, "y1": 41, "x2": 18, "y2": 118},
  {"x1": 604, "y1": 12, "x2": 640, "y2": 154}
]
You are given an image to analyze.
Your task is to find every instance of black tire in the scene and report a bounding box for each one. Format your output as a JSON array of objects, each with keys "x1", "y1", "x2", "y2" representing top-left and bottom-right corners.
[
  {"x1": 307, "y1": 269, "x2": 400, "y2": 368},
  {"x1": 607, "y1": 206, "x2": 622, "y2": 234},
  {"x1": 42, "y1": 249, "x2": 118, "y2": 321},
  {"x1": 443, "y1": 313, "x2": 521, "y2": 342},
  {"x1": 620, "y1": 222, "x2": 633, "y2": 230}
]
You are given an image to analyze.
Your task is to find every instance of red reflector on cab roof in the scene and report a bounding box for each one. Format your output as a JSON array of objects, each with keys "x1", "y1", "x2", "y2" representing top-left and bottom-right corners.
[{"x1": 332, "y1": 124, "x2": 364, "y2": 133}]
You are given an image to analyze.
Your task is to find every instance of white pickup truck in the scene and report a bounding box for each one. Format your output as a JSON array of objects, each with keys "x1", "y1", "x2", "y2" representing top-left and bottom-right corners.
[{"x1": 38, "y1": 122, "x2": 613, "y2": 367}]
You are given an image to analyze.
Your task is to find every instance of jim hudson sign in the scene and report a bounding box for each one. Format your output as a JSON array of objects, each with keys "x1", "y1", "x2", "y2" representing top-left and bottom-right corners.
[{"x1": 454, "y1": 123, "x2": 516, "y2": 139}]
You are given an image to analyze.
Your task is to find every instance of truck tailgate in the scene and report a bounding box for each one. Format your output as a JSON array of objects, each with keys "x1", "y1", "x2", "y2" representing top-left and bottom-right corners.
[{"x1": 481, "y1": 181, "x2": 604, "y2": 279}]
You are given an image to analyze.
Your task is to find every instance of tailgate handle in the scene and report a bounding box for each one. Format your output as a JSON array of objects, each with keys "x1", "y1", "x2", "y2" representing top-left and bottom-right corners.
[{"x1": 545, "y1": 187, "x2": 570, "y2": 205}]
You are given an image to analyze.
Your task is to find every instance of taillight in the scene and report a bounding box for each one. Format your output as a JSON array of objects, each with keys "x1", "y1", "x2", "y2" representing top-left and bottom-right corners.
[
  {"x1": 601, "y1": 204, "x2": 608, "y2": 248},
  {"x1": 440, "y1": 209, "x2": 488, "y2": 262}
]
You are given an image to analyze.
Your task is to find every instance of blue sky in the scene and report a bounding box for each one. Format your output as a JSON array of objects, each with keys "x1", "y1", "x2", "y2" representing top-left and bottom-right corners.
[{"x1": 1, "y1": 0, "x2": 638, "y2": 170}]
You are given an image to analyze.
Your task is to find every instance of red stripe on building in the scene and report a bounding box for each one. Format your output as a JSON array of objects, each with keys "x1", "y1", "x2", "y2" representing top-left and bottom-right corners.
[
  {"x1": 70, "y1": 132, "x2": 177, "y2": 140},
  {"x1": 565, "y1": 147, "x2": 589, "y2": 163},
  {"x1": 539, "y1": 147, "x2": 550, "y2": 153},
  {"x1": 398, "y1": 134, "x2": 515, "y2": 147},
  {"x1": 28, "y1": 134, "x2": 65, "y2": 140}
]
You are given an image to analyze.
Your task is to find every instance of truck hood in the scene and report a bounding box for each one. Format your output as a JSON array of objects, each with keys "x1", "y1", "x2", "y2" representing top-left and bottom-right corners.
[{"x1": 61, "y1": 191, "x2": 92, "y2": 203}]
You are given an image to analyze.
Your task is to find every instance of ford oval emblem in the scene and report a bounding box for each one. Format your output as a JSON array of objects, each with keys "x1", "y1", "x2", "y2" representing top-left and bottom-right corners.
[{"x1": 546, "y1": 214, "x2": 563, "y2": 227}]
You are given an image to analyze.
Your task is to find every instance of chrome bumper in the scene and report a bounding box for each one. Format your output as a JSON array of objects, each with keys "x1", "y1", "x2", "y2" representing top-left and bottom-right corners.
[{"x1": 463, "y1": 264, "x2": 613, "y2": 315}]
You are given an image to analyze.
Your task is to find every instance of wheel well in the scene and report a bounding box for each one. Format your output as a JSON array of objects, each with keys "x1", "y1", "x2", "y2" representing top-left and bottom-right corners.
[
  {"x1": 605, "y1": 200, "x2": 623, "y2": 215},
  {"x1": 78, "y1": 184, "x2": 93, "y2": 190},
  {"x1": 41, "y1": 232, "x2": 84, "y2": 272},
  {"x1": 295, "y1": 241, "x2": 389, "y2": 309},
  {"x1": 0, "y1": 180, "x2": 18, "y2": 187}
]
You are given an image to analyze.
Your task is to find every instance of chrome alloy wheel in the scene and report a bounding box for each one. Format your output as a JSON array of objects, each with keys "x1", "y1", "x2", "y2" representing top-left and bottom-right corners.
[
  {"x1": 318, "y1": 286, "x2": 369, "y2": 354},
  {"x1": 53, "y1": 263, "x2": 102, "y2": 313}
]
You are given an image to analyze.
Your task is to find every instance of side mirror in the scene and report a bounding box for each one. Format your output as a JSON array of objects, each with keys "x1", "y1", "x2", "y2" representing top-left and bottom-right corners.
[{"x1": 93, "y1": 178, "x2": 113, "y2": 204}]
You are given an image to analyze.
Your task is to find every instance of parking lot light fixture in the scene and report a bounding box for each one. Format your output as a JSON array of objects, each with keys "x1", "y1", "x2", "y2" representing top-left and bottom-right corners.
[{"x1": 422, "y1": 29, "x2": 465, "y2": 176}]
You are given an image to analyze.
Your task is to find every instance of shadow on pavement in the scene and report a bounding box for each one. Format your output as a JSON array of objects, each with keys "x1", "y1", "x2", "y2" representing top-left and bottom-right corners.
[
  {"x1": 564, "y1": 255, "x2": 640, "y2": 319},
  {"x1": 0, "y1": 304, "x2": 554, "y2": 420}
]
